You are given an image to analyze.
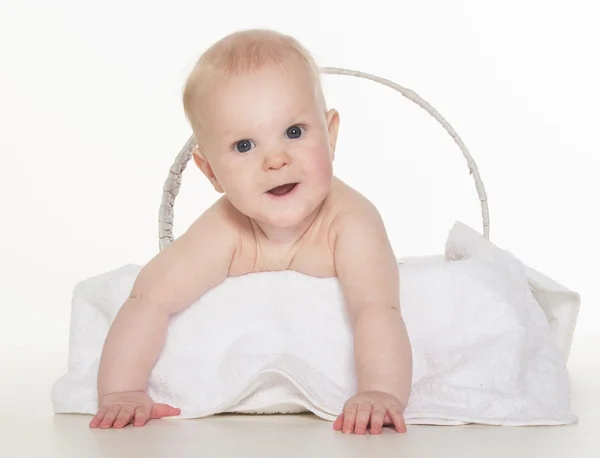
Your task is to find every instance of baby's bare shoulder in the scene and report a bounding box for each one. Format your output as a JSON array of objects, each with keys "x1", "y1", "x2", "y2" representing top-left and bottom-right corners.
[
  {"x1": 328, "y1": 177, "x2": 382, "y2": 232},
  {"x1": 130, "y1": 197, "x2": 248, "y2": 314},
  {"x1": 185, "y1": 196, "x2": 247, "y2": 242}
]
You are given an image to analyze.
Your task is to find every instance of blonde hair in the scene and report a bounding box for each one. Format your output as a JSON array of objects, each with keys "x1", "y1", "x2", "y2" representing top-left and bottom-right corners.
[{"x1": 182, "y1": 29, "x2": 327, "y2": 135}]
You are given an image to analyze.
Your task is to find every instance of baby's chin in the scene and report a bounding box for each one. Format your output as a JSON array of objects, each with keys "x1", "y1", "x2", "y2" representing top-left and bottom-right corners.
[
  {"x1": 251, "y1": 199, "x2": 327, "y2": 231},
  {"x1": 252, "y1": 205, "x2": 314, "y2": 228},
  {"x1": 259, "y1": 212, "x2": 312, "y2": 230}
]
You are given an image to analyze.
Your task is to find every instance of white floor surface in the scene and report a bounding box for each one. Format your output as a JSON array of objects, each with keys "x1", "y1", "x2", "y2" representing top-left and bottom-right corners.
[{"x1": 1, "y1": 334, "x2": 598, "y2": 458}]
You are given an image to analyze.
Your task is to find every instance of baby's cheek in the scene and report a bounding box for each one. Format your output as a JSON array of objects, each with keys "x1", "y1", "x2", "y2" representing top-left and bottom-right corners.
[
  {"x1": 232, "y1": 176, "x2": 261, "y2": 208},
  {"x1": 311, "y1": 150, "x2": 334, "y2": 180},
  {"x1": 220, "y1": 168, "x2": 247, "y2": 194}
]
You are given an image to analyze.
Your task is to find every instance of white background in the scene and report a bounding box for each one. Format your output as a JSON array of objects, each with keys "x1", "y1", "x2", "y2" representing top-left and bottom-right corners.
[{"x1": 1, "y1": 0, "x2": 598, "y2": 358}]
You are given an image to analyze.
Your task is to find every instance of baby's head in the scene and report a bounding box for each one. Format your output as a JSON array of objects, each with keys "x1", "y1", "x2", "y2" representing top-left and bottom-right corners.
[{"x1": 182, "y1": 29, "x2": 340, "y2": 229}]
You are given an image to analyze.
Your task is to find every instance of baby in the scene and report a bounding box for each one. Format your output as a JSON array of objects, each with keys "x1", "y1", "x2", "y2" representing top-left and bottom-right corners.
[{"x1": 89, "y1": 28, "x2": 412, "y2": 435}]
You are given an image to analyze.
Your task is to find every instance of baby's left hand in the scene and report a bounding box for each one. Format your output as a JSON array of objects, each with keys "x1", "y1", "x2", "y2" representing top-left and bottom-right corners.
[{"x1": 333, "y1": 391, "x2": 407, "y2": 435}]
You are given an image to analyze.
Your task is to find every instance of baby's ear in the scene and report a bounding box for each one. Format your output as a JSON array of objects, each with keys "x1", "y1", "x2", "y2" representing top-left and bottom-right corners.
[
  {"x1": 326, "y1": 109, "x2": 340, "y2": 161},
  {"x1": 192, "y1": 146, "x2": 225, "y2": 193},
  {"x1": 191, "y1": 145, "x2": 206, "y2": 170}
]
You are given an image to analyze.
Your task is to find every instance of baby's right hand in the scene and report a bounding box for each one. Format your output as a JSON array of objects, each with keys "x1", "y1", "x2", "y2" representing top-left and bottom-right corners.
[{"x1": 89, "y1": 391, "x2": 181, "y2": 429}]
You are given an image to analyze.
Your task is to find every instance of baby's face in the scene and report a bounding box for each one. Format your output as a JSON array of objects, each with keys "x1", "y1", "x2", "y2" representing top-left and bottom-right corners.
[{"x1": 193, "y1": 61, "x2": 339, "y2": 230}]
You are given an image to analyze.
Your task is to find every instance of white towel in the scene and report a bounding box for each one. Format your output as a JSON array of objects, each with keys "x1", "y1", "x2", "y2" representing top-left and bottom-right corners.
[{"x1": 51, "y1": 221, "x2": 580, "y2": 426}]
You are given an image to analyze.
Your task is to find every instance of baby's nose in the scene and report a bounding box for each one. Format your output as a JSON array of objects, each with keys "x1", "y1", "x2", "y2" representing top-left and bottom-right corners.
[{"x1": 263, "y1": 150, "x2": 291, "y2": 171}]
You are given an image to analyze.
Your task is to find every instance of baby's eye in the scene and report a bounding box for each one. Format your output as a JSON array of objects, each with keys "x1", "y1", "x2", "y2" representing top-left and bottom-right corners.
[
  {"x1": 286, "y1": 125, "x2": 304, "y2": 139},
  {"x1": 234, "y1": 139, "x2": 255, "y2": 153}
]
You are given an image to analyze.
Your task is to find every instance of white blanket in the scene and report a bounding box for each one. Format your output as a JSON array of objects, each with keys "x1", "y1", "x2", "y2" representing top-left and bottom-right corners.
[{"x1": 51, "y1": 221, "x2": 580, "y2": 426}]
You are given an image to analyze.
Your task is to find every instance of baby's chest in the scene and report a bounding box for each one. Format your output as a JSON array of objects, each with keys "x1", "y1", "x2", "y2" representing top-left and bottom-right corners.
[
  {"x1": 231, "y1": 235, "x2": 337, "y2": 279},
  {"x1": 288, "y1": 243, "x2": 337, "y2": 278}
]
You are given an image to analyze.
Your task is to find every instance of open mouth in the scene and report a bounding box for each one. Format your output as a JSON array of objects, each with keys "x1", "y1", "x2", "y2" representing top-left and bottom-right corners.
[{"x1": 267, "y1": 182, "x2": 298, "y2": 197}]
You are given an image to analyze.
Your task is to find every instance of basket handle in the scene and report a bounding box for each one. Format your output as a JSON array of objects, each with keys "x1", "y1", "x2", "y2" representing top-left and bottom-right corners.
[{"x1": 158, "y1": 66, "x2": 489, "y2": 251}]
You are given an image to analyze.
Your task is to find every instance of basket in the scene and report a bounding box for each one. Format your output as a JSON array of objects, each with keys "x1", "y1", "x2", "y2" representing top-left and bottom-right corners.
[{"x1": 158, "y1": 67, "x2": 489, "y2": 251}]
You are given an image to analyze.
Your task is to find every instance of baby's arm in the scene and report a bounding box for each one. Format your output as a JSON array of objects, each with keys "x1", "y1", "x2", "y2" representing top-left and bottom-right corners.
[
  {"x1": 92, "y1": 200, "x2": 238, "y2": 428},
  {"x1": 332, "y1": 200, "x2": 412, "y2": 434}
]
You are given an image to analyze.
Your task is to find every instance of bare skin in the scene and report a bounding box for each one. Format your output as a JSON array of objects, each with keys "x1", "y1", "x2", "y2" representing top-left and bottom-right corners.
[
  {"x1": 91, "y1": 179, "x2": 411, "y2": 433},
  {"x1": 91, "y1": 46, "x2": 412, "y2": 434}
]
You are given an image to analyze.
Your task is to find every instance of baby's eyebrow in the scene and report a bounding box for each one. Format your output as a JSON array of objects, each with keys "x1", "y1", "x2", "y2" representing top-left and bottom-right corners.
[
  {"x1": 212, "y1": 124, "x2": 249, "y2": 141},
  {"x1": 221, "y1": 128, "x2": 251, "y2": 141},
  {"x1": 218, "y1": 107, "x2": 310, "y2": 141},
  {"x1": 289, "y1": 105, "x2": 310, "y2": 120}
]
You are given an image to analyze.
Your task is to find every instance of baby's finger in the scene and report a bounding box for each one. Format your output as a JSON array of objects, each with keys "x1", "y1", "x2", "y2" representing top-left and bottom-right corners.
[
  {"x1": 100, "y1": 406, "x2": 121, "y2": 428},
  {"x1": 113, "y1": 407, "x2": 135, "y2": 429},
  {"x1": 150, "y1": 403, "x2": 181, "y2": 419},
  {"x1": 388, "y1": 406, "x2": 407, "y2": 433},
  {"x1": 89, "y1": 408, "x2": 109, "y2": 428},
  {"x1": 342, "y1": 404, "x2": 358, "y2": 434},
  {"x1": 133, "y1": 407, "x2": 151, "y2": 427},
  {"x1": 333, "y1": 413, "x2": 344, "y2": 431},
  {"x1": 354, "y1": 402, "x2": 372, "y2": 435},
  {"x1": 369, "y1": 403, "x2": 386, "y2": 435}
]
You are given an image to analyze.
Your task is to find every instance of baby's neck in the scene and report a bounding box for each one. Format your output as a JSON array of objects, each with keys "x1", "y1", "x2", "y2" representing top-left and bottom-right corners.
[{"x1": 250, "y1": 200, "x2": 326, "y2": 247}]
